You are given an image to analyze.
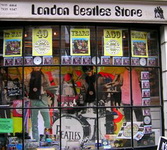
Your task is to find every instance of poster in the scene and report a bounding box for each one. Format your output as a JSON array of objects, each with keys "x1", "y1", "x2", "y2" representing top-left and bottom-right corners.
[
  {"x1": 117, "y1": 122, "x2": 144, "y2": 140},
  {"x1": 32, "y1": 28, "x2": 52, "y2": 56},
  {"x1": 104, "y1": 29, "x2": 123, "y2": 56},
  {"x1": 0, "y1": 118, "x2": 13, "y2": 133},
  {"x1": 70, "y1": 28, "x2": 90, "y2": 55},
  {"x1": 157, "y1": 136, "x2": 167, "y2": 150},
  {"x1": 3, "y1": 29, "x2": 23, "y2": 57},
  {"x1": 131, "y1": 31, "x2": 148, "y2": 57}
]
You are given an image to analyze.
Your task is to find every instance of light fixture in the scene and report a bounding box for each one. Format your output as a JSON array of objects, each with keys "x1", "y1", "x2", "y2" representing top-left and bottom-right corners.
[
  {"x1": 24, "y1": 33, "x2": 28, "y2": 38},
  {"x1": 123, "y1": 32, "x2": 126, "y2": 39}
]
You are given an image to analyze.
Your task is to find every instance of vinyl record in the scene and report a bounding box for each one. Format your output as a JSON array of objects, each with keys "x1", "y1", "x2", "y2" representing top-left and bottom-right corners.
[
  {"x1": 144, "y1": 116, "x2": 151, "y2": 125},
  {"x1": 33, "y1": 56, "x2": 42, "y2": 65},
  {"x1": 140, "y1": 58, "x2": 147, "y2": 66},
  {"x1": 92, "y1": 56, "x2": 100, "y2": 64}
]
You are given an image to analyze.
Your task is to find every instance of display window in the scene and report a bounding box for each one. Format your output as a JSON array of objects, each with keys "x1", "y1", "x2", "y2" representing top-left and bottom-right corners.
[{"x1": 0, "y1": 23, "x2": 162, "y2": 149}]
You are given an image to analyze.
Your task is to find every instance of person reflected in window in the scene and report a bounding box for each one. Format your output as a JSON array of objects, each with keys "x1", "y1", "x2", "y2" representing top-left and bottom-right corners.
[{"x1": 24, "y1": 67, "x2": 51, "y2": 141}]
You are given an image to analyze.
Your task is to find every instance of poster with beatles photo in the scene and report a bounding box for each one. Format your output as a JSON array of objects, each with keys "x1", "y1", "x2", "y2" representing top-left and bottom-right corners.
[
  {"x1": 131, "y1": 57, "x2": 140, "y2": 66},
  {"x1": 14, "y1": 57, "x2": 23, "y2": 66},
  {"x1": 141, "y1": 71, "x2": 150, "y2": 80},
  {"x1": 113, "y1": 57, "x2": 122, "y2": 65},
  {"x1": 147, "y1": 57, "x2": 157, "y2": 66},
  {"x1": 142, "y1": 89, "x2": 150, "y2": 98},
  {"x1": 131, "y1": 31, "x2": 148, "y2": 57},
  {"x1": 122, "y1": 57, "x2": 130, "y2": 65},
  {"x1": 24, "y1": 56, "x2": 33, "y2": 65},
  {"x1": 82, "y1": 56, "x2": 91, "y2": 65},
  {"x1": 101, "y1": 56, "x2": 111, "y2": 65},
  {"x1": 4, "y1": 57, "x2": 14, "y2": 66},
  {"x1": 43, "y1": 56, "x2": 53, "y2": 65},
  {"x1": 142, "y1": 98, "x2": 151, "y2": 106},
  {"x1": 70, "y1": 28, "x2": 90, "y2": 56},
  {"x1": 72, "y1": 56, "x2": 82, "y2": 65},
  {"x1": 141, "y1": 80, "x2": 150, "y2": 89},
  {"x1": 3, "y1": 29, "x2": 23, "y2": 57},
  {"x1": 61, "y1": 56, "x2": 72, "y2": 65}
]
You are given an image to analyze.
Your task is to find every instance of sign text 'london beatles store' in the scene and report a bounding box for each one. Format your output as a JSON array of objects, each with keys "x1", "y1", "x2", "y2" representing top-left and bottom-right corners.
[{"x1": 31, "y1": 4, "x2": 142, "y2": 17}]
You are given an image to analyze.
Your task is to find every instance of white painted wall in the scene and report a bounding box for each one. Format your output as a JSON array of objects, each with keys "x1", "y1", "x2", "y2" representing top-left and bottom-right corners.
[{"x1": 160, "y1": 25, "x2": 167, "y2": 136}]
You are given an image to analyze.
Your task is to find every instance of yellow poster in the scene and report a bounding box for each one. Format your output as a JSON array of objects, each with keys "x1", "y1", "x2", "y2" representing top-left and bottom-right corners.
[
  {"x1": 104, "y1": 29, "x2": 123, "y2": 56},
  {"x1": 70, "y1": 28, "x2": 90, "y2": 56},
  {"x1": 131, "y1": 31, "x2": 148, "y2": 57},
  {"x1": 3, "y1": 29, "x2": 23, "y2": 57},
  {"x1": 32, "y1": 28, "x2": 52, "y2": 56}
]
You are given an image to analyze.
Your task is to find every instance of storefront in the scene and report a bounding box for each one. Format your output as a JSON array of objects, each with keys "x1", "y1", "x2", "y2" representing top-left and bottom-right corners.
[{"x1": 0, "y1": 0, "x2": 166, "y2": 150}]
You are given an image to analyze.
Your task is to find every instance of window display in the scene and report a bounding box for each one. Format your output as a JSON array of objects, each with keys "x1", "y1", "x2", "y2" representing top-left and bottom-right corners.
[{"x1": 0, "y1": 24, "x2": 162, "y2": 149}]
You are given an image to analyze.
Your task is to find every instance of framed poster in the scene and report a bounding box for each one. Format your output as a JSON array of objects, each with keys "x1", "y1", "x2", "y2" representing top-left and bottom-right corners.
[
  {"x1": 70, "y1": 28, "x2": 90, "y2": 56},
  {"x1": 32, "y1": 28, "x2": 52, "y2": 56},
  {"x1": 3, "y1": 29, "x2": 23, "y2": 57},
  {"x1": 104, "y1": 29, "x2": 123, "y2": 56},
  {"x1": 131, "y1": 31, "x2": 148, "y2": 57}
]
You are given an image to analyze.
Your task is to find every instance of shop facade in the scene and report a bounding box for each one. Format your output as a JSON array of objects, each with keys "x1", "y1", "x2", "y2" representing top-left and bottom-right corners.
[{"x1": 0, "y1": 0, "x2": 166, "y2": 149}]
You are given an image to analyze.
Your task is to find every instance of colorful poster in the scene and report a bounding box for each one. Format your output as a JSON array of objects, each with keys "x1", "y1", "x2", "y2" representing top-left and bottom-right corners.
[
  {"x1": 3, "y1": 29, "x2": 23, "y2": 57},
  {"x1": 32, "y1": 28, "x2": 52, "y2": 56},
  {"x1": 0, "y1": 118, "x2": 13, "y2": 133},
  {"x1": 70, "y1": 28, "x2": 90, "y2": 56},
  {"x1": 104, "y1": 29, "x2": 123, "y2": 56},
  {"x1": 131, "y1": 31, "x2": 148, "y2": 57}
]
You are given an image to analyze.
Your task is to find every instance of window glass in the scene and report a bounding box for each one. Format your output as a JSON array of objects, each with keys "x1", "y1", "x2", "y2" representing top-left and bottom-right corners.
[
  {"x1": 134, "y1": 107, "x2": 161, "y2": 148},
  {"x1": 24, "y1": 66, "x2": 59, "y2": 108},
  {"x1": 0, "y1": 24, "x2": 162, "y2": 150}
]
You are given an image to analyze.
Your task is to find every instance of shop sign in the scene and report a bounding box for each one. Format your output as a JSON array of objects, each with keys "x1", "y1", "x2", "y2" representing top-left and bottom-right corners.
[{"x1": 0, "y1": 1, "x2": 166, "y2": 23}]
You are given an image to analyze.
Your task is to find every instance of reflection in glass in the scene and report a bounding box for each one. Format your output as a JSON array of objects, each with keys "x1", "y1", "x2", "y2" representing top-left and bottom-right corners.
[
  {"x1": 0, "y1": 67, "x2": 23, "y2": 106},
  {"x1": 134, "y1": 107, "x2": 161, "y2": 148},
  {"x1": 98, "y1": 108, "x2": 132, "y2": 148}
]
